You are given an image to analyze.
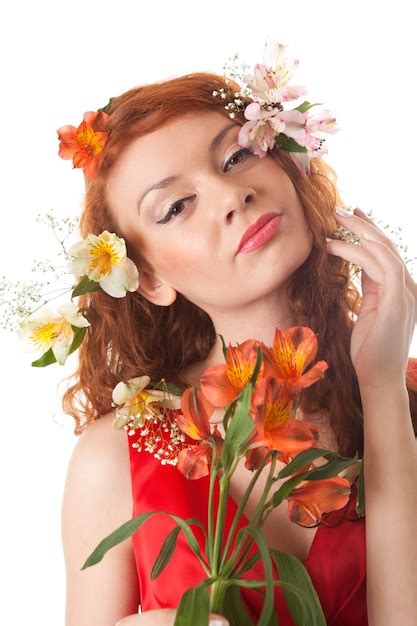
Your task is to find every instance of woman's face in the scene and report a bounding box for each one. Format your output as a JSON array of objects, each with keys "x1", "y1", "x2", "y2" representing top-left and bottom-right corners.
[{"x1": 106, "y1": 110, "x2": 314, "y2": 313}]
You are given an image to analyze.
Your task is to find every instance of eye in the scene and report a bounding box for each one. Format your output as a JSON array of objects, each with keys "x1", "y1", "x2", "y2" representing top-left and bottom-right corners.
[
  {"x1": 223, "y1": 147, "x2": 253, "y2": 172},
  {"x1": 156, "y1": 147, "x2": 253, "y2": 225}
]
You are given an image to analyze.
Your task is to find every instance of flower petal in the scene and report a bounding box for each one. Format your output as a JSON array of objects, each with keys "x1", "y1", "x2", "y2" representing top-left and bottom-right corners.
[
  {"x1": 287, "y1": 477, "x2": 351, "y2": 527},
  {"x1": 51, "y1": 323, "x2": 74, "y2": 365},
  {"x1": 177, "y1": 386, "x2": 215, "y2": 440},
  {"x1": 57, "y1": 302, "x2": 90, "y2": 327},
  {"x1": 99, "y1": 257, "x2": 139, "y2": 297},
  {"x1": 200, "y1": 363, "x2": 237, "y2": 407},
  {"x1": 112, "y1": 376, "x2": 151, "y2": 405},
  {"x1": 177, "y1": 441, "x2": 212, "y2": 479}
]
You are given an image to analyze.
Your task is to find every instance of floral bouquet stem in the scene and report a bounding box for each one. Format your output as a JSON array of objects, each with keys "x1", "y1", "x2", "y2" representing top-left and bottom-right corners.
[{"x1": 82, "y1": 326, "x2": 364, "y2": 626}]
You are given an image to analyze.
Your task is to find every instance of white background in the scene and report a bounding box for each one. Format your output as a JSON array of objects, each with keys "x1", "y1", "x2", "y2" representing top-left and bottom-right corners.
[{"x1": 1, "y1": 1, "x2": 416, "y2": 624}]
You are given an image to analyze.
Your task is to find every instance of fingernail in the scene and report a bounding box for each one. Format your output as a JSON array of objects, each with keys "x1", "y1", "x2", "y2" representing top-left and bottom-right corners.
[
  {"x1": 325, "y1": 237, "x2": 334, "y2": 242},
  {"x1": 335, "y1": 206, "x2": 353, "y2": 217}
]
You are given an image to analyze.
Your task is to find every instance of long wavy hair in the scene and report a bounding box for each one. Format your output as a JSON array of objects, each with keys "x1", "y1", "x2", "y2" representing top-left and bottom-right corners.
[{"x1": 61, "y1": 71, "x2": 417, "y2": 458}]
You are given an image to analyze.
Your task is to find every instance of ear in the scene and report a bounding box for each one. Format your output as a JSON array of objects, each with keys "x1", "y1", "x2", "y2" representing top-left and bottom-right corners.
[{"x1": 136, "y1": 268, "x2": 177, "y2": 306}]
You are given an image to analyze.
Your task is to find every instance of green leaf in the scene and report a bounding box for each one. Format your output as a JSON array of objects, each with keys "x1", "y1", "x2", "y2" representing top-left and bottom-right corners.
[
  {"x1": 174, "y1": 583, "x2": 210, "y2": 626},
  {"x1": 275, "y1": 134, "x2": 307, "y2": 153},
  {"x1": 277, "y1": 448, "x2": 354, "y2": 479},
  {"x1": 272, "y1": 473, "x2": 309, "y2": 508},
  {"x1": 304, "y1": 456, "x2": 358, "y2": 481},
  {"x1": 151, "y1": 517, "x2": 207, "y2": 579},
  {"x1": 31, "y1": 325, "x2": 87, "y2": 367},
  {"x1": 234, "y1": 525, "x2": 274, "y2": 626},
  {"x1": 237, "y1": 552, "x2": 262, "y2": 576},
  {"x1": 222, "y1": 384, "x2": 254, "y2": 470},
  {"x1": 69, "y1": 325, "x2": 87, "y2": 353},
  {"x1": 71, "y1": 275, "x2": 101, "y2": 298},
  {"x1": 219, "y1": 333, "x2": 228, "y2": 360},
  {"x1": 223, "y1": 584, "x2": 256, "y2": 626},
  {"x1": 250, "y1": 345, "x2": 264, "y2": 385},
  {"x1": 81, "y1": 512, "x2": 155, "y2": 569},
  {"x1": 294, "y1": 100, "x2": 323, "y2": 113},
  {"x1": 271, "y1": 550, "x2": 326, "y2": 626},
  {"x1": 150, "y1": 379, "x2": 185, "y2": 396},
  {"x1": 151, "y1": 525, "x2": 182, "y2": 580},
  {"x1": 250, "y1": 589, "x2": 278, "y2": 626},
  {"x1": 82, "y1": 511, "x2": 206, "y2": 572},
  {"x1": 31, "y1": 347, "x2": 57, "y2": 367},
  {"x1": 357, "y1": 460, "x2": 366, "y2": 517}
]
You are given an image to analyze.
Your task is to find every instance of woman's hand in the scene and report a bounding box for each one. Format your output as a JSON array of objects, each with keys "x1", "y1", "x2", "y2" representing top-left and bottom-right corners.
[
  {"x1": 326, "y1": 206, "x2": 416, "y2": 390},
  {"x1": 115, "y1": 608, "x2": 229, "y2": 626}
]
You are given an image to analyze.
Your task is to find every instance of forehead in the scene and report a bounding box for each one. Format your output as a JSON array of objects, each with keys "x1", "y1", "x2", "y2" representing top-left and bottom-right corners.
[{"x1": 111, "y1": 111, "x2": 239, "y2": 177}]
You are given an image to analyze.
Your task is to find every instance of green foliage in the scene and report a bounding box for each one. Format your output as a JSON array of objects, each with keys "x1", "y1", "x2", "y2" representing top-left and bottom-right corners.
[
  {"x1": 71, "y1": 275, "x2": 101, "y2": 298},
  {"x1": 173, "y1": 583, "x2": 211, "y2": 626}
]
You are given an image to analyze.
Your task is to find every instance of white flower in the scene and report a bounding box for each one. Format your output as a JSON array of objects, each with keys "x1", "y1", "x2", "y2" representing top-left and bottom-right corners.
[
  {"x1": 18, "y1": 302, "x2": 90, "y2": 365},
  {"x1": 67, "y1": 230, "x2": 139, "y2": 298},
  {"x1": 112, "y1": 375, "x2": 182, "y2": 429}
]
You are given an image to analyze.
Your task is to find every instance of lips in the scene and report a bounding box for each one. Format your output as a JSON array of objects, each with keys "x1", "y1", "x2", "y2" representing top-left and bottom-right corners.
[{"x1": 237, "y1": 211, "x2": 283, "y2": 253}]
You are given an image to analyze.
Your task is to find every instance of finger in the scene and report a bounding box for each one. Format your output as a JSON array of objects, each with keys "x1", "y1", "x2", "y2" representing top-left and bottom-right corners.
[
  {"x1": 333, "y1": 207, "x2": 398, "y2": 252},
  {"x1": 326, "y1": 236, "x2": 385, "y2": 285}
]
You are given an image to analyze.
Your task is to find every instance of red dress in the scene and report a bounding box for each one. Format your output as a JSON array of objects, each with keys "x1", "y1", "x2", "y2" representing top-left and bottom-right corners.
[{"x1": 126, "y1": 412, "x2": 368, "y2": 625}]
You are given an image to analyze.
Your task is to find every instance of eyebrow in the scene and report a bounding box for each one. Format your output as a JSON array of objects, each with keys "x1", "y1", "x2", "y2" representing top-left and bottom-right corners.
[{"x1": 136, "y1": 122, "x2": 238, "y2": 214}]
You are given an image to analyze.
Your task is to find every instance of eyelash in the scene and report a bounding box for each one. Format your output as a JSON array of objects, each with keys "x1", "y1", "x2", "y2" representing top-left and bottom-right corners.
[{"x1": 156, "y1": 147, "x2": 253, "y2": 224}]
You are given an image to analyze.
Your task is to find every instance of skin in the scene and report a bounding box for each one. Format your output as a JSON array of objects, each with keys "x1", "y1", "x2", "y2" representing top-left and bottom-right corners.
[
  {"x1": 106, "y1": 110, "x2": 314, "y2": 390},
  {"x1": 105, "y1": 111, "x2": 417, "y2": 625}
]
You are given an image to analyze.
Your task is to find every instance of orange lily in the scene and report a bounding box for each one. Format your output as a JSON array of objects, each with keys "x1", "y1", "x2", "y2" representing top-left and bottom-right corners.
[
  {"x1": 406, "y1": 357, "x2": 417, "y2": 391},
  {"x1": 261, "y1": 326, "x2": 328, "y2": 395},
  {"x1": 200, "y1": 338, "x2": 266, "y2": 408},
  {"x1": 244, "y1": 376, "x2": 319, "y2": 471},
  {"x1": 176, "y1": 386, "x2": 223, "y2": 479},
  {"x1": 286, "y1": 476, "x2": 352, "y2": 526},
  {"x1": 57, "y1": 110, "x2": 110, "y2": 179}
]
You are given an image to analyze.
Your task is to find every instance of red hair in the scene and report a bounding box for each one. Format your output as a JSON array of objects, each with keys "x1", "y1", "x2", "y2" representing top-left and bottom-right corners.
[{"x1": 61, "y1": 71, "x2": 417, "y2": 458}]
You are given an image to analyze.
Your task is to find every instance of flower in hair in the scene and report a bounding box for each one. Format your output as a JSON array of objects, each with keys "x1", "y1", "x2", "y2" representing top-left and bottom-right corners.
[
  {"x1": 214, "y1": 39, "x2": 339, "y2": 174},
  {"x1": 57, "y1": 110, "x2": 110, "y2": 179},
  {"x1": 67, "y1": 230, "x2": 139, "y2": 298},
  {"x1": 17, "y1": 301, "x2": 90, "y2": 366}
]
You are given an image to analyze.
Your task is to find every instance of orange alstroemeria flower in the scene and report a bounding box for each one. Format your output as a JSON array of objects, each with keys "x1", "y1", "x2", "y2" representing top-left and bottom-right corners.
[
  {"x1": 244, "y1": 376, "x2": 319, "y2": 471},
  {"x1": 200, "y1": 338, "x2": 266, "y2": 408},
  {"x1": 261, "y1": 326, "x2": 328, "y2": 395},
  {"x1": 57, "y1": 110, "x2": 110, "y2": 179},
  {"x1": 175, "y1": 386, "x2": 223, "y2": 480},
  {"x1": 406, "y1": 357, "x2": 417, "y2": 391},
  {"x1": 286, "y1": 476, "x2": 352, "y2": 527}
]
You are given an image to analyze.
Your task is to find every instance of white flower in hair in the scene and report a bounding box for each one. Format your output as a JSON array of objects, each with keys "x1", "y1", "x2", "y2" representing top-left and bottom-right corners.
[
  {"x1": 17, "y1": 301, "x2": 90, "y2": 366},
  {"x1": 67, "y1": 230, "x2": 139, "y2": 298}
]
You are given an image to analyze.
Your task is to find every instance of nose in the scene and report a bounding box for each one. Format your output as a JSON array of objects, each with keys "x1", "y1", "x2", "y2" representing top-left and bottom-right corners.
[{"x1": 213, "y1": 180, "x2": 257, "y2": 223}]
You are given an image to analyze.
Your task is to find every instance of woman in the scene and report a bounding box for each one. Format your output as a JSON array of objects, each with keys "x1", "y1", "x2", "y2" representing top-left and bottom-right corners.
[{"x1": 60, "y1": 66, "x2": 417, "y2": 626}]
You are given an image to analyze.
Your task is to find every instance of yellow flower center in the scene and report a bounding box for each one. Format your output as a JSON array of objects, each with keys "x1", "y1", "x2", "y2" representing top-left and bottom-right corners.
[
  {"x1": 75, "y1": 125, "x2": 106, "y2": 156},
  {"x1": 227, "y1": 361, "x2": 257, "y2": 390},
  {"x1": 88, "y1": 239, "x2": 121, "y2": 277},
  {"x1": 263, "y1": 400, "x2": 290, "y2": 431},
  {"x1": 30, "y1": 320, "x2": 65, "y2": 350}
]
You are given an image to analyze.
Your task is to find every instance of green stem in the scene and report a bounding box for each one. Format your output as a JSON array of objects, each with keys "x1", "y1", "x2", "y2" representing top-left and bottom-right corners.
[
  {"x1": 211, "y1": 472, "x2": 230, "y2": 577},
  {"x1": 221, "y1": 451, "x2": 278, "y2": 579},
  {"x1": 206, "y1": 442, "x2": 218, "y2": 567},
  {"x1": 218, "y1": 449, "x2": 275, "y2": 573},
  {"x1": 209, "y1": 578, "x2": 228, "y2": 614}
]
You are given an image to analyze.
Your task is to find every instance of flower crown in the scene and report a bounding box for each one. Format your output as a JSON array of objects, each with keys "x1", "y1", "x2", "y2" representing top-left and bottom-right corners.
[{"x1": 57, "y1": 39, "x2": 338, "y2": 180}]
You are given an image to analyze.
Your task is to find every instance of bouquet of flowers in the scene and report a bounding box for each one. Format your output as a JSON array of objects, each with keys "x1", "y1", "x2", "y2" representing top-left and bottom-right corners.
[{"x1": 82, "y1": 326, "x2": 365, "y2": 626}]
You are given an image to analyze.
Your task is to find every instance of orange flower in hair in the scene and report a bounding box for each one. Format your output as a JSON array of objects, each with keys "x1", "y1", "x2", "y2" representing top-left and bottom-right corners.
[{"x1": 57, "y1": 110, "x2": 110, "y2": 179}]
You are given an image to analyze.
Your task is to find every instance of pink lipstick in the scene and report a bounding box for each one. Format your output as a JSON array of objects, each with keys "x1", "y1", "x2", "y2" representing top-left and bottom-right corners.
[{"x1": 237, "y1": 212, "x2": 283, "y2": 254}]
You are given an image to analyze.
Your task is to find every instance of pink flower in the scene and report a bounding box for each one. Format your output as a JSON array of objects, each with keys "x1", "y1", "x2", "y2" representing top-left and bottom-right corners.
[{"x1": 238, "y1": 102, "x2": 306, "y2": 158}]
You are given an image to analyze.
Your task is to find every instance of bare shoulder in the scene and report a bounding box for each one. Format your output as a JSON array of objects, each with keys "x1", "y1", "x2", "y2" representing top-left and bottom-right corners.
[{"x1": 62, "y1": 410, "x2": 140, "y2": 625}]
